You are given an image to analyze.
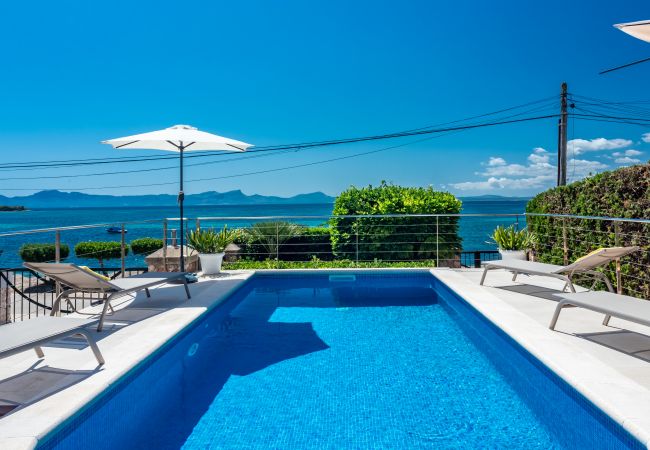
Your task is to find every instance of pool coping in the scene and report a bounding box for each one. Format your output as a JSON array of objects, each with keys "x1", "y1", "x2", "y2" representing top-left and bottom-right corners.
[
  {"x1": 432, "y1": 268, "x2": 650, "y2": 448},
  {"x1": 2, "y1": 267, "x2": 650, "y2": 449}
]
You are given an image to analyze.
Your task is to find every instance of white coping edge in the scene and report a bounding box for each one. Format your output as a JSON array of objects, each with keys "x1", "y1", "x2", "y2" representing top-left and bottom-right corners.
[{"x1": 431, "y1": 268, "x2": 650, "y2": 448}]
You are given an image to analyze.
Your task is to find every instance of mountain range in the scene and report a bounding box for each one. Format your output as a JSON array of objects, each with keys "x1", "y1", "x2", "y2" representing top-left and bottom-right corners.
[{"x1": 0, "y1": 190, "x2": 335, "y2": 208}]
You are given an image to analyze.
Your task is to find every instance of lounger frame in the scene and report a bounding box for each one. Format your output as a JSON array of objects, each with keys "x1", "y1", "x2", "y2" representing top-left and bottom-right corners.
[{"x1": 24, "y1": 263, "x2": 191, "y2": 331}]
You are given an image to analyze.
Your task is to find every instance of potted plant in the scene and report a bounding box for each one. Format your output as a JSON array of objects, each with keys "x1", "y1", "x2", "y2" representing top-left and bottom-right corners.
[
  {"x1": 489, "y1": 225, "x2": 533, "y2": 261},
  {"x1": 187, "y1": 225, "x2": 237, "y2": 275}
]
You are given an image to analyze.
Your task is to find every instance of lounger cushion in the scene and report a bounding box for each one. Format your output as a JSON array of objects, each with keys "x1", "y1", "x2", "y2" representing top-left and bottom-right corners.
[
  {"x1": 555, "y1": 291, "x2": 650, "y2": 327},
  {"x1": 0, "y1": 317, "x2": 95, "y2": 355}
]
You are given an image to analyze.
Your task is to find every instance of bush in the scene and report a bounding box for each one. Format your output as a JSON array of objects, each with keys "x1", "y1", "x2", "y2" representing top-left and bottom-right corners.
[
  {"x1": 74, "y1": 241, "x2": 126, "y2": 267},
  {"x1": 526, "y1": 164, "x2": 650, "y2": 297},
  {"x1": 330, "y1": 182, "x2": 462, "y2": 263},
  {"x1": 236, "y1": 225, "x2": 333, "y2": 261},
  {"x1": 130, "y1": 238, "x2": 163, "y2": 255},
  {"x1": 224, "y1": 257, "x2": 436, "y2": 270},
  {"x1": 19, "y1": 243, "x2": 70, "y2": 262}
]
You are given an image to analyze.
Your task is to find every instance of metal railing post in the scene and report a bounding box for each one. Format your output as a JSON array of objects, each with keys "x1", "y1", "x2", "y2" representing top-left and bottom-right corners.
[
  {"x1": 275, "y1": 222, "x2": 279, "y2": 261},
  {"x1": 120, "y1": 224, "x2": 126, "y2": 278},
  {"x1": 562, "y1": 218, "x2": 568, "y2": 266},
  {"x1": 436, "y1": 216, "x2": 440, "y2": 268},
  {"x1": 614, "y1": 221, "x2": 622, "y2": 294},
  {"x1": 162, "y1": 219, "x2": 168, "y2": 272},
  {"x1": 54, "y1": 230, "x2": 61, "y2": 301},
  {"x1": 355, "y1": 221, "x2": 359, "y2": 266},
  {"x1": 196, "y1": 218, "x2": 201, "y2": 231}
]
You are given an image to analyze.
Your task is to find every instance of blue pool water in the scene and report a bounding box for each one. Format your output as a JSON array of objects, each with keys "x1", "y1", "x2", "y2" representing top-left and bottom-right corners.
[{"x1": 40, "y1": 272, "x2": 642, "y2": 449}]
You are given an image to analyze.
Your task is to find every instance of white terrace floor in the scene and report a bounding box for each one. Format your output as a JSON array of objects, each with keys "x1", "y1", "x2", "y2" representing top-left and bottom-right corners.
[{"x1": 2, "y1": 268, "x2": 650, "y2": 448}]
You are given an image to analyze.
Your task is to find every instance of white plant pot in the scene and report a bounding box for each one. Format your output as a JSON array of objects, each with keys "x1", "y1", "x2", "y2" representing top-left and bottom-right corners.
[
  {"x1": 499, "y1": 249, "x2": 527, "y2": 261},
  {"x1": 199, "y1": 252, "x2": 225, "y2": 275}
]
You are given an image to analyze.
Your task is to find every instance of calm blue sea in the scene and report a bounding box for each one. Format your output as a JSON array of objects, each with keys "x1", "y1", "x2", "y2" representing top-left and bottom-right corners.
[{"x1": 0, "y1": 200, "x2": 527, "y2": 267}]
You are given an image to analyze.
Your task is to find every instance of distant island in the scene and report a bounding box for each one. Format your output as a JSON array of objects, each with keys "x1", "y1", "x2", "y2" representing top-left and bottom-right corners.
[
  {"x1": 0, "y1": 190, "x2": 335, "y2": 209},
  {"x1": 0, "y1": 205, "x2": 26, "y2": 211},
  {"x1": 459, "y1": 195, "x2": 531, "y2": 202}
]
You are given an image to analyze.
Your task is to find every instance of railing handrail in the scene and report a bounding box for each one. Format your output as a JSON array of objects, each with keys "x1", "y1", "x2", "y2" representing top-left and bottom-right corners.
[
  {"x1": 0, "y1": 219, "x2": 163, "y2": 238},
  {"x1": 2, "y1": 212, "x2": 650, "y2": 238}
]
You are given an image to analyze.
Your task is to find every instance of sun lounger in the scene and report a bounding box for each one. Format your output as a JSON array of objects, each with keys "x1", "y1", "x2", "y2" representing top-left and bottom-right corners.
[
  {"x1": 24, "y1": 263, "x2": 191, "y2": 332},
  {"x1": 550, "y1": 290, "x2": 650, "y2": 331},
  {"x1": 480, "y1": 246, "x2": 639, "y2": 293},
  {"x1": 0, "y1": 316, "x2": 104, "y2": 365}
]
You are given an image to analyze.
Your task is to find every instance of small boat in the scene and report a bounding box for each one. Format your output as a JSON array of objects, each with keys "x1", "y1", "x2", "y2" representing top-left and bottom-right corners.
[{"x1": 107, "y1": 227, "x2": 126, "y2": 234}]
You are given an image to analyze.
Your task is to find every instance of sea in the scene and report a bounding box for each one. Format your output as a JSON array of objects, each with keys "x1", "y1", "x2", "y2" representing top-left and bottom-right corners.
[{"x1": 0, "y1": 199, "x2": 527, "y2": 268}]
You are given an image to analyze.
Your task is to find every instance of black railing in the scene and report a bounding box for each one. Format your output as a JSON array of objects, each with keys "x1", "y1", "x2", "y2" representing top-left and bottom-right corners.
[{"x1": 0, "y1": 267, "x2": 148, "y2": 324}]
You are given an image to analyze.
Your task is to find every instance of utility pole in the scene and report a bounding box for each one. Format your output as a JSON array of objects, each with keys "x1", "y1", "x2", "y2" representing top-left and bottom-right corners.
[{"x1": 557, "y1": 82, "x2": 568, "y2": 186}]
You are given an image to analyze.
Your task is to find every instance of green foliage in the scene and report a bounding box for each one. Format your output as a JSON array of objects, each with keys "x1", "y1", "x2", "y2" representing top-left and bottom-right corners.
[
  {"x1": 244, "y1": 221, "x2": 303, "y2": 259},
  {"x1": 19, "y1": 243, "x2": 70, "y2": 262},
  {"x1": 237, "y1": 226, "x2": 333, "y2": 261},
  {"x1": 330, "y1": 182, "x2": 462, "y2": 263},
  {"x1": 526, "y1": 164, "x2": 650, "y2": 297},
  {"x1": 489, "y1": 225, "x2": 533, "y2": 251},
  {"x1": 224, "y1": 256, "x2": 436, "y2": 270},
  {"x1": 187, "y1": 225, "x2": 237, "y2": 254},
  {"x1": 74, "y1": 241, "x2": 125, "y2": 267},
  {"x1": 130, "y1": 238, "x2": 163, "y2": 255}
]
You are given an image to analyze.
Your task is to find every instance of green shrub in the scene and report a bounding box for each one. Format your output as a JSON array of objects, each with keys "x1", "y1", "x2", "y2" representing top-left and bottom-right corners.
[
  {"x1": 330, "y1": 182, "x2": 462, "y2": 264},
  {"x1": 489, "y1": 225, "x2": 534, "y2": 251},
  {"x1": 19, "y1": 243, "x2": 70, "y2": 262},
  {"x1": 237, "y1": 226, "x2": 333, "y2": 261},
  {"x1": 130, "y1": 238, "x2": 163, "y2": 255},
  {"x1": 526, "y1": 164, "x2": 650, "y2": 297},
  {"x1": 224, "y1": 257, "x2": 436, "y2": 270},
  {"x1": 74, "y1": 241, "x2": 126, "y2": 267},
  {"x1": 243, "y1": 222, "x2": 303, "y2": 259}
]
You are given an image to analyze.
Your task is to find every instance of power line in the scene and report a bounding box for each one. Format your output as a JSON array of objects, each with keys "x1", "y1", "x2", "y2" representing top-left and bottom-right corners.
[
  {"x1": 0, "y1": 96, "x2": 558, "y2": 171},
  {"x1": 0, "y1": 113, "x2": 559, "y2": 191}
]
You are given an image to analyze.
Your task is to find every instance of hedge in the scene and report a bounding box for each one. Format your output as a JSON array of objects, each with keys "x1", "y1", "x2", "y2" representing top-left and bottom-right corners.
[
  {"x1": 236, "y1": 226, "x2": 333, "y2": 261},
  {"x1": 19, "y1": 243, "x2": 70, "y2": 262},
  {"x1": 526, "y1": 164, "x2": 650, "y2": 297},
  {"x1": 130, "y1": 238, "x2": 163, "y2": 255},
  {"x1": 75, "y1": 241, "x2": 127, "y2": 267},
  {"x1": 329, "y1": 182, "x2": 462, "y2": 263},
  {"x1": 224, "y1": 258, "x2": 436, "y2": 270}
]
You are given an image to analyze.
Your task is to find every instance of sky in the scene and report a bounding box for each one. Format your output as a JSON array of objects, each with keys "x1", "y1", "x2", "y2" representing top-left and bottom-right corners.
[{"x1": 0, "y1": 0, "x2": 649, "y2": 198}]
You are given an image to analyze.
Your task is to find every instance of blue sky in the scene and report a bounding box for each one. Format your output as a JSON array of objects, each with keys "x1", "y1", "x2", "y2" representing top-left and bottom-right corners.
[{"x1": 0, "y1": 0, "x2": 649, "y2": 198}]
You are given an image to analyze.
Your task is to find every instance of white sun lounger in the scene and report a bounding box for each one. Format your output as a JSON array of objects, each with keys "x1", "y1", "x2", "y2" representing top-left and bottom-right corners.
[
  {"x1": 550, "y1": 290, "x2": 650, "y2": 331},
  {"x1": 480, "y1": 246, "x2": 639, "y2": 293},
  {"x1": 0, "y1": 316, "x2": 104, "y2": 365},
  {"x1": 24, "y1": 263, "x2": 191, "y2": 332}
]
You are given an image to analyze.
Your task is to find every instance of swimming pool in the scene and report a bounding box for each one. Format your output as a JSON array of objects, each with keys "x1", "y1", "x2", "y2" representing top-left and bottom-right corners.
[{"x1": 40, "y1": 271, "x2": 643, "y2": 449}]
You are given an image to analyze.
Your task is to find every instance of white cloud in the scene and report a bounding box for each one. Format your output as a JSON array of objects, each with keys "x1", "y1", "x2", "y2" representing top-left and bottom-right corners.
[
  {"x1": 614, "y1": 156, "x2": 641, "y2": 164},
  {"x1": 613, "y1": 149, "x2": 642, "y2": 157},
  {"x1": 486, "y1": 157, "x2": 506, "y2": 166},
  {"x1": 568, "y1": 137, "x2": 632, "y2": 156},
  {"x1": 642, "y1": 133, "x2": 650, "y2": 143},
  {"x1": 450, "y1": 148, "x2": 608, "y2": 192}
]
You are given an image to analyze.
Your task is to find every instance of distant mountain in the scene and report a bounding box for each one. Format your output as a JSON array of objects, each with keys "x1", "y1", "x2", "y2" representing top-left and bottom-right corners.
[
  {"x1": 459, "y1": 195, "x2": 531, "y2": 202},
  {"x1": 0, "y1": 190, "x2": 335, "y2": 208}
]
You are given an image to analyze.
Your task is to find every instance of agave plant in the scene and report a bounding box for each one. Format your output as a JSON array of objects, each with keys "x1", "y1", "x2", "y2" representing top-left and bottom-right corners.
[
  {"x1": 245, "y1": 221, "x2": 303, "y2": 258},
  {"x1": 187, "y1": 225, "x2": 237, "y2": 254},
  {"x1": 489, "y1": 225, "x2": 534, "y2": 251}
]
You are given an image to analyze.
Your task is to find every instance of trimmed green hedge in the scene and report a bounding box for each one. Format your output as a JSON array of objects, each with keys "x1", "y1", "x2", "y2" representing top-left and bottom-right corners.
[
  {"x1": 19, "y1": 243, "x2": 70, "y2": 262},
  {"x1": 130, "y1": 238, "x2": 163, "y2": 255},
  {"x1": 526, "y1": 164, "x2": 650, "y2": 297},
  {"x1": 224, "y1": 258, "x2": 436, "y2": 270},
  {"x1": 75, "y1": 241, "x2": 127, "y2": 266},
  {"x1": 236, "y1": 226, "x2": 333, "y2": 261},
  {"x1": 330, "y1": 182, "x2": 462, "y2": 263}
]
